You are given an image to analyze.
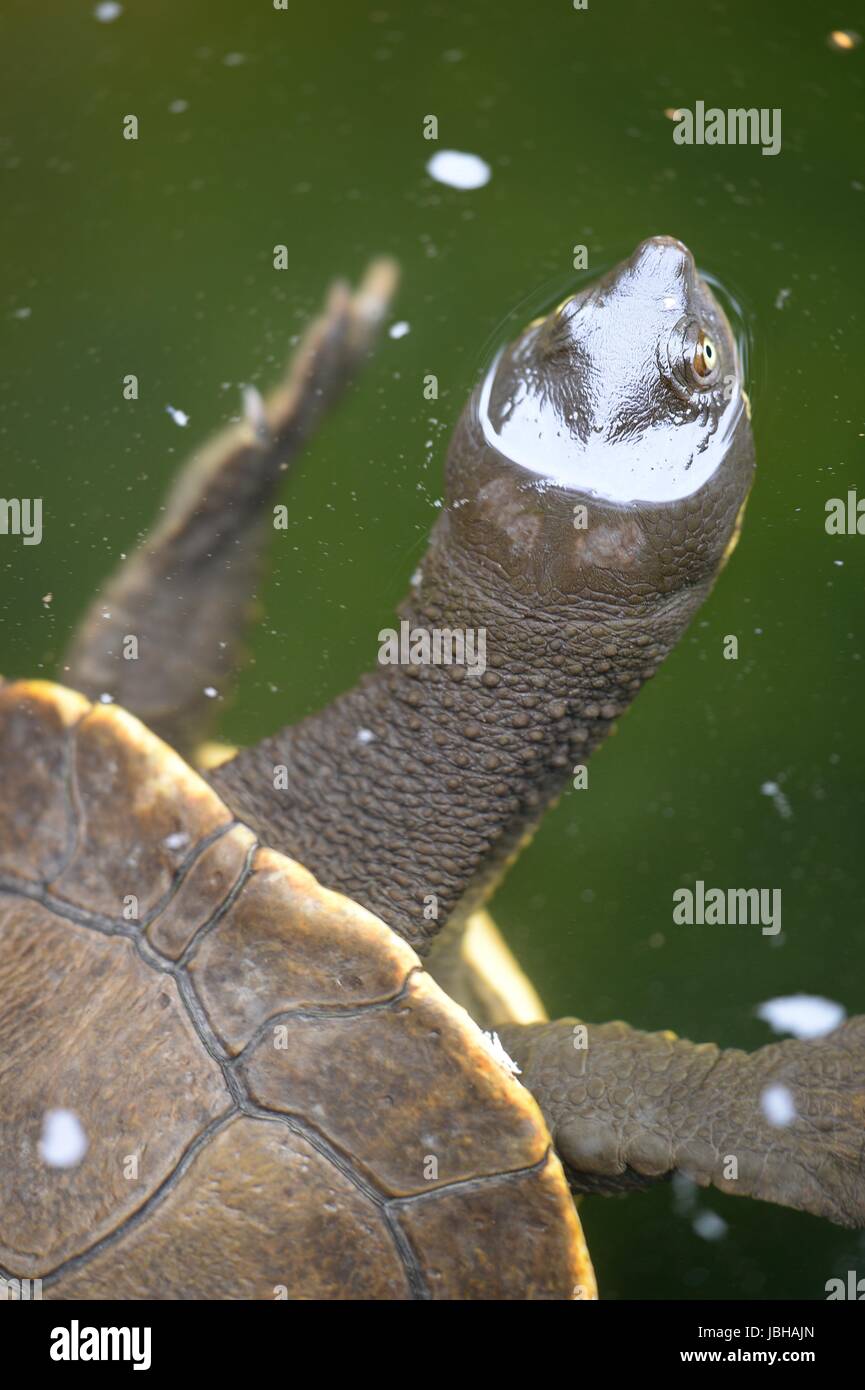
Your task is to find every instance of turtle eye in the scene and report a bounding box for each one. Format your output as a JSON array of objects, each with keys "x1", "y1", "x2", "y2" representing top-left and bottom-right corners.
[{"x1": 692, "y1": 332, "x2": 717, "y2": 381}]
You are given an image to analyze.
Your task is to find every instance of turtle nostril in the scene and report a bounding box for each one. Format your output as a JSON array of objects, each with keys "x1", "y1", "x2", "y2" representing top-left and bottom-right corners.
[
  {"x1": 652, "y1": 234, "x2": 690, "y2": 257},
  {"x1": 628, "y1": 236, "x2": 696, "y2": 297}
]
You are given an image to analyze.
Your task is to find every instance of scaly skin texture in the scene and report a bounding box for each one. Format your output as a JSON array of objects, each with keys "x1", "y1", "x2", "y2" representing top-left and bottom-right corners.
[
  {"x1": 214, "y1": 238, "x2": 755, "y2": 953},
  {"x1": 214, "y1": 528, "x2": 722, "y2": 955},
  {"x1": 497, "y1": 1018, "x2": 865, "y2": 1228}
]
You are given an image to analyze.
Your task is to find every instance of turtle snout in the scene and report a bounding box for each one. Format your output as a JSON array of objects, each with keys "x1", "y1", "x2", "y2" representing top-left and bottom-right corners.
[{"x1": 627, "y1": 235, "x2": 697, "y2": 302}]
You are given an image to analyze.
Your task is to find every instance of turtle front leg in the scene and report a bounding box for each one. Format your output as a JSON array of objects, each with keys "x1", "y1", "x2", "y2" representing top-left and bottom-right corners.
[
  {"x1": 63, "y1": 259, "x2": 398, "y2": 760},
  {"x1": 497, "y1": 1017, "x2": 865, "y2": 1228}
]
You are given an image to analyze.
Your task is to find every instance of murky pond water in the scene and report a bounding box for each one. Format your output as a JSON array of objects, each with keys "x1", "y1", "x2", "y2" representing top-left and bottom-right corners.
[{"x1": 1, "y1": 0, "x2": 863, "y2": 1299}]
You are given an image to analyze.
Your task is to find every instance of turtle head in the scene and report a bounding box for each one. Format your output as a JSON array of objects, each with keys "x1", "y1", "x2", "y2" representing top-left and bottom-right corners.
[
  {"x1": 444, "y1": 235, "x2": 754, "y2": 608},
  {"x1": 206, "y1": 246, "x2": 755, "y2": 954}
]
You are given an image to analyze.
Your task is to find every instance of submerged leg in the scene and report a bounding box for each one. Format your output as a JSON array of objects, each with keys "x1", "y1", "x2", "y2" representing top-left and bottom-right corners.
[
  {"x1": 498, "y1": 1016, "x2": 865, "y2": 1227},
  {"x1": 63, "y1": 260, "x2": 398, "y2": 759}
]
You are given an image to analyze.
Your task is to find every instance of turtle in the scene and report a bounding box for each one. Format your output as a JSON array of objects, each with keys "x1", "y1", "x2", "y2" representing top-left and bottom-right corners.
[{"x1": 1, "y1": 239, "x2": 862, "y2": 1302}]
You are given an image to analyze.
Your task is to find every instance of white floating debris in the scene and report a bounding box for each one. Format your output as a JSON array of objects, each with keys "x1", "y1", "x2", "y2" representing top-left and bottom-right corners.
[
  {"x1": 774, "y1": 287, "x2": 792, "y2": 310},
  {"x1": 481, "y1": 1030, "x2": 521, "y2": 1076},
  {"x1": 39, "y1": 1109, "x2": 88, "y2": 1169},
  {"x1": 388, "y1": 320, "x2": 411, "y2": 340},
  {"x1": 203, "y1": 686, "x2": 219, "y2": 699},
  {"x1": 672, "y1": 1172, "x2": 698, "y2": 1215},
  {"x1": 693, "y1": 1209, "x2": 728, "y2": 1241},
  {"x1": 757, "y1": 993, "x2": 845, "y2": 1039},
  {"x1": 94, "y1": 1, "x2": 122, "y2": 21},
  {"x1": 356, "y1": 728, "x2": 375, "y2": 745},
  {"x1": 242, "y1": 384, "x2": 269, "y2": 439},
  {"x1": 760, "y1": 779, "x2": 792, "y2": 819},
  {"x1": 760, "y1": 1083, "x2": 796, "y2": 1127},
  {"x1": 426, "y1": 149, "x2": 491, "y2": 191},
  {"x1": 166, "y1": 404, "x2": 190, "y2": 427}
]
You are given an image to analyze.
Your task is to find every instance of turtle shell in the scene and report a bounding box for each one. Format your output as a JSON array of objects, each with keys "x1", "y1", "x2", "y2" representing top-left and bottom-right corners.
[{"x1": 0, "y1": 681, "x2": 594, "y2": 1300}]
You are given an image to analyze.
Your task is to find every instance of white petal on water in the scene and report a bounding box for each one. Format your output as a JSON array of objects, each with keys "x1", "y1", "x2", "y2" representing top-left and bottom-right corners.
[
  {"x1": 94, "y1": 2, "x2": 122, "y2": 21},
  {"x1": 756, "y1": 993, "x2": 846, "y2": 1039},
  {"x1": 480, "y1": 1030, "x2": 521, "y2": 1076},
  {"x1": 693, "y1": 1209, "x2": 728, "y2": 1241},
  {"x1": 388, "y1": 320, "x2": 411, "y2": 339},
  {"x1": 166, "y1": 404, "x2": 190, "y2": 427},
  {"x1": 39, "y1": 1109, "x2": 88, "y2": 1169},
  {"x1": 426, "y1": 149, "x2": 491, "y2": 190},
  {"x1": 760, "y1": 1083, "x2": 797, "y2": 1127}
]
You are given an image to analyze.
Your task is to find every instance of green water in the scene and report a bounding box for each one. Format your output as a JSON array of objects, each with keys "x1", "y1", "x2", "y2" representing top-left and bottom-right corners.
[{"x1": 2, "y1": 0, "x2": 863, "y2": 1300}]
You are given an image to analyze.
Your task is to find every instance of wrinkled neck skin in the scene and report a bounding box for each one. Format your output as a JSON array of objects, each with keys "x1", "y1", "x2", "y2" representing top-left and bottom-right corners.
[
  {"x1": 213, "y1": 238, "x2": 755, "y2": 955},
  {"x1": 214, "y1": 404, "x2": 752, "y2": 958}
]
